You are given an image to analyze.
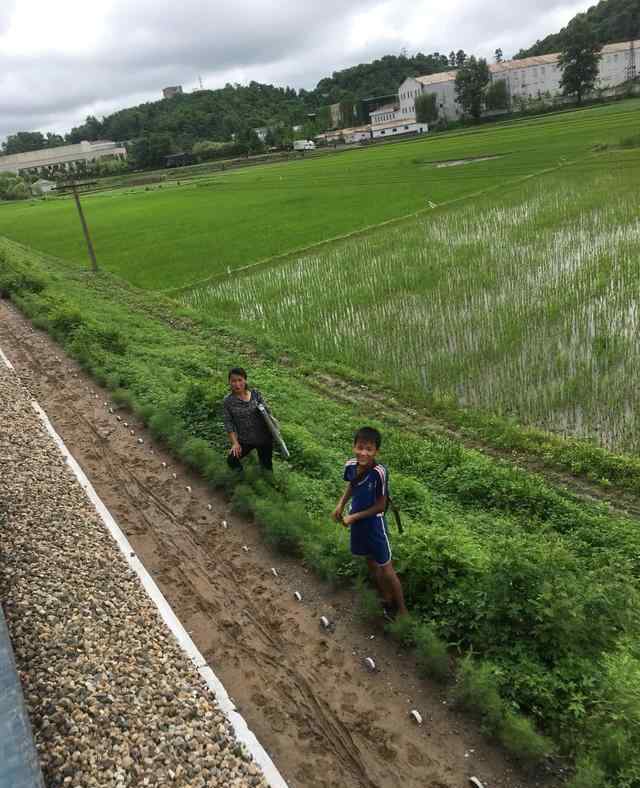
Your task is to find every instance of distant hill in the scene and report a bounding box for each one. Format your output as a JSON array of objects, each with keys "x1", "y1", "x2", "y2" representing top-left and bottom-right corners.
[
  {"x1": 312, "y1": 52, "x2": 453, "y2": 103},
  {"x1": 516, "y1": 0, "x2": 640, "y2": 58}
]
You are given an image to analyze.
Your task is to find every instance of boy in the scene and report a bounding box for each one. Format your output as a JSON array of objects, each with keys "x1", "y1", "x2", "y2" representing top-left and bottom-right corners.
[{"x1": 332, "y1": 427, "x2": 407, "y2": 618}]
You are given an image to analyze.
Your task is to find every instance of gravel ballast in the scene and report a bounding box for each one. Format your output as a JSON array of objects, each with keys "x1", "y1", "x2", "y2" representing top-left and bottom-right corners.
[{"x1": 0, "y1": 365, "x2": 269, "y2": 788}]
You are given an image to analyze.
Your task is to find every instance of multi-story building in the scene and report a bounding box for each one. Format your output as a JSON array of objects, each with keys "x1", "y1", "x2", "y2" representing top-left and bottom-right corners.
[
  {"x1": 398, "y1": 40, "x2": 640, "y2": 122},
  {"x1": 369, "y1": 102, "x2": 428, "y2": 138},
  {"x1": 0, "y1": 140, "x2": 128, "y2": 176}
]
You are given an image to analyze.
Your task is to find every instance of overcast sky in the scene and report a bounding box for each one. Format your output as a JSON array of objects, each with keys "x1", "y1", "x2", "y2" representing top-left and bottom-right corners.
[{"x1": 0, "y1": 0, "x2": 588, "y2": 145}]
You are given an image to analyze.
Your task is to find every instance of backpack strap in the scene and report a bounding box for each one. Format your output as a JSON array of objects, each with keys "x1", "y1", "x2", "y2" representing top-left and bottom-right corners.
[{"x1": 378, "y1": 463, "x2": 404, "y2": 535}]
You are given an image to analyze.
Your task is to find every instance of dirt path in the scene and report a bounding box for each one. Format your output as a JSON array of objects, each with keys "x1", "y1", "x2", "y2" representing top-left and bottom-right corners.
[{"x1": 0, "y1": 300, "x2": 561, "y2": 788}]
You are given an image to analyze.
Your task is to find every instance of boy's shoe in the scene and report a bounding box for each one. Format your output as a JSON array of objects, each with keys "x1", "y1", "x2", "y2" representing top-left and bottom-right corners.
[{"x1": 381, "y1": 601, "x2": 398, "y2": 622}]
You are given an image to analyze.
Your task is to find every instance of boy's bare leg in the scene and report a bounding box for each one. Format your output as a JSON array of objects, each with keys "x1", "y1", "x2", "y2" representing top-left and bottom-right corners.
[
  {"x1": 378, "y1": 563, "x2": 408, "y2": 616},
  {"x1": 366, "y1": 558, "x2": 392, "y2": 605}
]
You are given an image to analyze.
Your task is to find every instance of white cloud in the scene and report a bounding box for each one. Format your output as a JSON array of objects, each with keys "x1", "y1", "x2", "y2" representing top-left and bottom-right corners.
[{"x1": 0, "y1": 0, "x2": 589, "y2": 144}]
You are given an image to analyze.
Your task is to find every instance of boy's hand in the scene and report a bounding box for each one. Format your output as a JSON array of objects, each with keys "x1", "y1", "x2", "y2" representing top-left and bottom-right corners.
[
  {"x1": 229, "y1": 442, "x2": 242, "y2": 458},
  {"x1": 342, "y1": 513, "x2": 357, "y2": 527},
  {"x1": 331, "y1": 506, "x2": 343, "y2": 523}
]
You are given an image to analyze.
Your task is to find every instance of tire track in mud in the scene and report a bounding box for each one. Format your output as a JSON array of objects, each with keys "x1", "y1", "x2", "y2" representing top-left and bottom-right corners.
[{"x1": 0, "y1": 299, "x2": 560, "y2": 788}]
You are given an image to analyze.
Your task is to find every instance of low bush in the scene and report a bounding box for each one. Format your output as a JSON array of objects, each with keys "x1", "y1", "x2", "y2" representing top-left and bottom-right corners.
[{"x1": 415, "y1": 622, "x2": 449, "y2": 681}]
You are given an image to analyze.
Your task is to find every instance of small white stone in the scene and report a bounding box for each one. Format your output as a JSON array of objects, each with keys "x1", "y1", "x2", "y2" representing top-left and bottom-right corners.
[
  {"x1": 161, "y1": 462, "x2": 167, "y2": 468},
  {"x1": 185, "y1": 485, "x2": 192, "y2": 493},
  {"x1": 469, "y1": 779, "x2": 485, "y2": 788},
  {"x1": 207, "y1": 503, "x2": 212, "y2": 511},
  {"x1": 124, "y1": 422, "x2": 128, "y2": 428},
  {"x1": 271, "y1": 568, "x2": 278, "y2": 577},
  {"x1": 242, "y1": 545, "x2": 250, "y2": 552},
  {"x1": 409, "y1": 709, "x2": 423, "y2": 725},
  {"x1": 116, "y1": 416, "x2": 121, "y2": 421},
  {"x1": 320, "y1": 616, "x2": 330, "y2": 629},
  {"x1": 221, "y1": 520, "x2": 228, "y2": 528},
  {"x1": 137, "y1": 438, "x2": 144, "y2": 445},
  {"x1": 293, "y1": 591, "x2": 302, "y2": 602},
  {"x1": 130, "y1": 430, "x2": 135, "y2": 436},
  {"x1": 172, "y1": 473, "x2": 177, "y2": 480},
  {"x1": 364, "y1": 657, "x2": 376, "y2": 671}
]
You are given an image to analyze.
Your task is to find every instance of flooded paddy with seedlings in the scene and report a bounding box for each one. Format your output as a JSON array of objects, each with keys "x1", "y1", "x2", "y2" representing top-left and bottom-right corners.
[{"x1": 187, "y1": 159, "x2": 640, "y2": 453}]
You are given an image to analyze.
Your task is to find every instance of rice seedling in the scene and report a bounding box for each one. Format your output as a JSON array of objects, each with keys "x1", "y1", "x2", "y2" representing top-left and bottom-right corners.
[{"x1": 188, "y1": 160, "x2": 640, "y2": 453}]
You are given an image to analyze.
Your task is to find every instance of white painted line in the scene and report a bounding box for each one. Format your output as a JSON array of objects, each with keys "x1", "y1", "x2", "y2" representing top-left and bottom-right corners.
[
  {"x1": 0, "y1": 347, "x2": 14, "y2": 370},
  {"x1": 31, "y1": 399, "x2": 288, "y2": 788}
]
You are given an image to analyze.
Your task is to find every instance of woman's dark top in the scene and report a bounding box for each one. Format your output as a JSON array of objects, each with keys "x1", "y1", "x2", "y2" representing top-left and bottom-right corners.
[{"x1": 223, "y1": 389, "x2": 272, "y2": 446}]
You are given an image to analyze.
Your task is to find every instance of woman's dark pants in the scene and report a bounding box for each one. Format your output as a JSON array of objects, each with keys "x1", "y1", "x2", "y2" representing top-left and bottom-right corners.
[{"x1": 227, "y1": 440, "x2": 273, "y2": 471}]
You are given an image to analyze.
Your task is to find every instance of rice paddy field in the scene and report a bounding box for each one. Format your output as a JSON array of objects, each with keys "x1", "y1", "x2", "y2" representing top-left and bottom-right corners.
[
  {"x1": 187, "y1": 156, "x2": 640, "y2": 453},
  {"x1": 0, "y1": 99, "x2": 639, "y2": 453},
  {"x1": 0, "y1": 99, "x2": 638, "y2": 291}
]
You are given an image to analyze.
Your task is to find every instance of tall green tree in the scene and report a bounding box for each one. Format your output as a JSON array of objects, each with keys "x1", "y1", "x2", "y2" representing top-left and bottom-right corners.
[
  {"x1": 454, "y1": 56, "x2": 491, "y2": 119},
  {"x1": 2, "y1": 131, "x2": 47, "y2": 154},
  {"x1": 558, "y1": 16, "x2": 603, "y2": 105},
  {"x1": 495, "y1": 48, "x2": 504, "y2": 63},
  {"x1": 415, "y1": 93, "x2": 439, "y2": 123},
  {"x1": 485, "y1": 79, "x2": 510, "y2": 110}
]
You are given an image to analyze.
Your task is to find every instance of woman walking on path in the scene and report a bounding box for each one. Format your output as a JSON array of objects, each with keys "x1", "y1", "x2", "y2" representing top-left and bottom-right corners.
[{"x1": 223, "y1": 367, "x2": 274, "y2": 472}]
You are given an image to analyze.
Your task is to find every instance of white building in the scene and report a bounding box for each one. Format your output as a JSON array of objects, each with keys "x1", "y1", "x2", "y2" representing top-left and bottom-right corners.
[
  {"x1": 253, "y1": 126, "x2": 270, "y2": 142},
  {"x1": 398, "y1": 40, "x2": 640, "y2": 122},
  {"x1": 0, "y1": 140, "x2": 127, "y2": 176},
  {"x1": 32, "y1": 178, "x2": 56, "y2": 194},
  {"x1": 369, "y1": 102, "x2": 428, "y2": 138},
  {"x1": 315, "y1": 125, "x2": 371, "y2": 144}
]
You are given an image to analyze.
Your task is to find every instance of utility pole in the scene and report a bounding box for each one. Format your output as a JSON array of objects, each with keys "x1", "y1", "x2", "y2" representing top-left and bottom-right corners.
[
  {"x1": 55, "y1": 180, "x2": 99, "y2": 273},
  {"x1": 627, "y1": 12, "x2": 638, "y2": 82}
]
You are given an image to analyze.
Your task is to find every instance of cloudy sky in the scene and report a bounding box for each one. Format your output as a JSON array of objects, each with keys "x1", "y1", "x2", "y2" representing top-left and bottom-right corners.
[{"x1": 0, "y1": 0, "x2": 588, "y2": 144}]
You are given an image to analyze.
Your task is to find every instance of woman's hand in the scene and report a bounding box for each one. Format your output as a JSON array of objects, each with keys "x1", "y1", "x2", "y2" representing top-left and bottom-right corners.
[{"x1": 229, "y1": 442, "x2": 242, "y2": 458}]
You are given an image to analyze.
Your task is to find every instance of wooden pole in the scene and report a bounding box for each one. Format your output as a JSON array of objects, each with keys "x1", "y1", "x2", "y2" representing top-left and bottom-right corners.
[{"x1": 71, "y1": 184, "x2": 98, "y2": 273}]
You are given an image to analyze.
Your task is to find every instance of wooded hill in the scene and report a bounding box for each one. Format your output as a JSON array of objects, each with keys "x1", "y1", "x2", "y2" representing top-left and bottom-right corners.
[
  {"x1": 516, "y1": 0, "x2": 640, "y2": 58},
  {"x1": 3, "y1": 0, "x2": 638, "y2": 158}
]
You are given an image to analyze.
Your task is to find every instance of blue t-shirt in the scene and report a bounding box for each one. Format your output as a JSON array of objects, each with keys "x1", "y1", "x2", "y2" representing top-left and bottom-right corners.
[{"x1": 343, "y1": 460, "x2": 388, "y2": 525}]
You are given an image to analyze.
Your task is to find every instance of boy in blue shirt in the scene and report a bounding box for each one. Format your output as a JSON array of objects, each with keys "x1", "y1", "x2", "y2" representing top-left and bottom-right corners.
[{"x1": 332, "y1": 427, "x2": 407, "y2": 618}]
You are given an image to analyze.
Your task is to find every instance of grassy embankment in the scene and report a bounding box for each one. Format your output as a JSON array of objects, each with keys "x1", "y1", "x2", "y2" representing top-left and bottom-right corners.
[
  {"x1": 2, "y1": 238, "x2": 640, "y2": 787},
  {"x1": 0, "y1": 99, "x2": 638, "y2": 291}
]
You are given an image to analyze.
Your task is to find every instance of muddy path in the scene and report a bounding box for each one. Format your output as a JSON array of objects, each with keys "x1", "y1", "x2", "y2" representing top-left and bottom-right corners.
[
  {"x1": 306, "y1": 373, "x2": 640, "y2": 521},
  {"x1": 0, "y1": 300, "x2": 561, "y2": 788}
]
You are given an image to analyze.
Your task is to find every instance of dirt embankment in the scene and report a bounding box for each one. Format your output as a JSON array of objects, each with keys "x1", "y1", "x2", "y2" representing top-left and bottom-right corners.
[{"x1": 0, "y1": 300, "x2": 561, "y2": 788}]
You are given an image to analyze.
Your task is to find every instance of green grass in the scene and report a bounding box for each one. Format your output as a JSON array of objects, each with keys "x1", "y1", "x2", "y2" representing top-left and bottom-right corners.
[
  {"x1": 188, "y1": 154, "x2": 640, "y2": 454},
  {"x1": 2, "y1": 239, "x2": 640, "y2": 784},
  {"x1": 0, "y1": 99, "x2": 638, "y2": 290}
]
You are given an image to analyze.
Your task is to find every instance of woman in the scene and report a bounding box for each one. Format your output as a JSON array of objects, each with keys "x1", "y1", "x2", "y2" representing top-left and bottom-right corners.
[{"x1": 223, "y1": 367, "x2": 274, "y2": 471}]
